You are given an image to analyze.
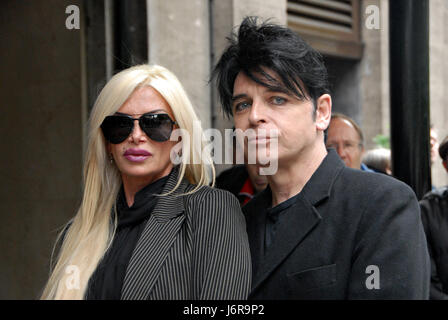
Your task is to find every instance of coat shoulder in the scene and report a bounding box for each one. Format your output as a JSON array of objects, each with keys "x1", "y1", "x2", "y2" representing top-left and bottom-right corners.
[
  {"x1": 338, "y1": 167, "x2": 416, "y2": 199},
  {"x1": 330, "y1": 168, "x2": 419, "y2": 228},
  {"x1": 185, "y1": 184, "x2": 240, "y2": 203},
  {"x1": 420, "y1": 186, "x2": 448, "y2": 222},
  {"x1": 182, "y1": 184, "x2": 242, "y2": 217},
  {"x1": 422, "y1": 186, "x2": 448, "y2": 200}
]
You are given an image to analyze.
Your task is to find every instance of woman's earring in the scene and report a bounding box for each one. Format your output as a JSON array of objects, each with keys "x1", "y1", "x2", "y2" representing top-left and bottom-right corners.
[{"x1": 109, "y1": 154, "x2": 114, "y2": 164}]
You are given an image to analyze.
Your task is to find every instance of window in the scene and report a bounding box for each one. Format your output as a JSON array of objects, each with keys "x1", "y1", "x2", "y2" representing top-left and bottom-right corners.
[{"x1": 287, "y1": 0, "x2": 362, "y2": 59}]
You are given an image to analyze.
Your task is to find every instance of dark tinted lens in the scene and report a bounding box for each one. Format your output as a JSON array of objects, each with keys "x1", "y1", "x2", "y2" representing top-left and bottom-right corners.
[
  {"x1": 100, "y1": 115, "x2": 133, "y2": 144},
  {"x1": 139, "y1": 114, "x2": 174, "y2": 142}
]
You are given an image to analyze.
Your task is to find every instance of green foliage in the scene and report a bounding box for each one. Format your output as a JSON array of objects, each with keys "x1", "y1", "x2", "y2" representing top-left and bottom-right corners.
[{"x1": 373, "y1": 134, "x2": 390, "y2": 149}]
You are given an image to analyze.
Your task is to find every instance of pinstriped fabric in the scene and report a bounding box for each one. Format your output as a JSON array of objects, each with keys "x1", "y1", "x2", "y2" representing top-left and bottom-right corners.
[
  {"x1": 120, "y1": 171, "x2": 188, "y2": 299},
  {"x1": 121, "y1": 168, "x2": 251, "y2": 300},
  {"x1": 149, "y1": 227, "x2": 193, "y2": 299}
]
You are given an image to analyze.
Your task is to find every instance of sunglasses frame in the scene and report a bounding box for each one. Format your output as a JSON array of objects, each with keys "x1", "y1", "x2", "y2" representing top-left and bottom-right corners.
[{"x1": 101, "y1": 112, "x2": 177, "y2": 144}]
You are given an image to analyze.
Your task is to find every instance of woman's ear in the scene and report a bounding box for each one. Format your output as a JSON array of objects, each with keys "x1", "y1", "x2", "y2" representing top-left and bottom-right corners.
[{"x1": 315, "y1": 94, "x2": 332, "y2": 131}]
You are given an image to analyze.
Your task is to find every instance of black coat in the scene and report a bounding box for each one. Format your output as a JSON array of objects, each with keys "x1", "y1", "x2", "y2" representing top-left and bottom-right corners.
[
  {"x1": 216, "y1": 165, "x2": 248, "y2": 200},
  {"x1": 243, "y1": 150, "x2": 430, "y2": 299},
  {"x1": 120, "y1": 170, "x2": 251, "y2": 299},
  {"x1": 420, "y1": 186, "x2": 448, "y2": 299},
  {"x1": 61, "y1": 168, "x2": 252, "y2": 300}
]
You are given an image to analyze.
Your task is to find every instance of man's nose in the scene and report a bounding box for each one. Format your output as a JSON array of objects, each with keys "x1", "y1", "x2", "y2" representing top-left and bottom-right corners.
[
  {"x1": 336, "y1": 144, "x2": 347, "y2": 158},
  {"x1": 248, "y1": 100, "x2": 267, "y2": 126}
]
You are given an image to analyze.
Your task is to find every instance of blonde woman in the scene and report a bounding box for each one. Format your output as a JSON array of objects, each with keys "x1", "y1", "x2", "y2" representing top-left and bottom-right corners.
[{"x1": 41, "y1": 64, "x2": 251, "y2": 300}]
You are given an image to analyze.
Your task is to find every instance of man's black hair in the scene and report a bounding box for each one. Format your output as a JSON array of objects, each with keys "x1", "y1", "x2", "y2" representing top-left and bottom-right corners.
[
  {"x1": 212, "y1": 16, "x2": 330, "y2": 117},
  {"x1": 439, "y1": 135, "x2": 448, "y2": 162}
]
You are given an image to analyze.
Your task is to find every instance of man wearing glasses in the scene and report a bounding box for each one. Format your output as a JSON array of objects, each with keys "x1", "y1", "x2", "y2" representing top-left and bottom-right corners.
[{"x1": 326, "y1": 113, "x2": 373, "y2": 171}]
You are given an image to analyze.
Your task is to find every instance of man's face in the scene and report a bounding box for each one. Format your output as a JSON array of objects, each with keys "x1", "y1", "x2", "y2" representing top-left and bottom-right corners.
[
  {"x1": 326, "y1": 118, "x2": 364, "y2": 169},
  {"x1": 231, "y1": 70, "x2": 330, "y2": 170},
  {"x1": 245, "y1": 163, "x2": 268, "y2": 193}
]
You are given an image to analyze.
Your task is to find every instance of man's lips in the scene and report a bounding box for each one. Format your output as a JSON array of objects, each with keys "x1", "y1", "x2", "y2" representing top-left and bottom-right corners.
[
  {"x1": 248, "y1": 136, "x2": 272, "y2": 144},
  {"x1": 123, "y1": 148, "x2": 152, "y2": 162}
]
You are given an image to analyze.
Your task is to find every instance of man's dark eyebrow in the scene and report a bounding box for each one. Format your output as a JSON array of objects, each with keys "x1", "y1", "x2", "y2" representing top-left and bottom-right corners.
[
  {"x1": 231, "y1": 88, "x2": 292, "y2": 103},
  {"x1": 231, "y1": 94, "x2": 248, "y2": 102}
]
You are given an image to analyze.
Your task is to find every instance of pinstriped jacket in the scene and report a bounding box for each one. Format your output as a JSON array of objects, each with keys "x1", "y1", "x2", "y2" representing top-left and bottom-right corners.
[{"x1": 120, "y1": 168, "x2": 252, "y2": 300}]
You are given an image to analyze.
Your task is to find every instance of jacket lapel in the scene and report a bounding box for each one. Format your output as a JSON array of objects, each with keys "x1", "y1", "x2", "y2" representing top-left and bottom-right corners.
[
  {"x1": 251, "y1": 194, "x2": 321, "y2": 293},
  {"x1": 121, "y1": 167, "x2": 189, "y2": 300},
  {"x1": 245, "y1": 188, "x2": 271, "y2": 277}
]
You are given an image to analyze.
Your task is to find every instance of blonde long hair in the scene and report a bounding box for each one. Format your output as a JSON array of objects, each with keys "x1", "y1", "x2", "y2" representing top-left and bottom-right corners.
[{"x1": 41, "y1": 64, "x2": 215, "y2": 299}]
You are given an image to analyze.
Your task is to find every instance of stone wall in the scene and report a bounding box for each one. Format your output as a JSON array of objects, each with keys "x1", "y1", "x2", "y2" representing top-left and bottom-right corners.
[
  {"x1": 0, "y1": 0, "x2": 84, "y2": 298},
  {"x1": 360, "y1": 0, "x2": 390, "y2": 150},
  {"x1": 147, "y1": 0, "x2": 212, "y2": 128},
  {"x1": 211, "y1": 0, "x2": 287, "y2": 173}
]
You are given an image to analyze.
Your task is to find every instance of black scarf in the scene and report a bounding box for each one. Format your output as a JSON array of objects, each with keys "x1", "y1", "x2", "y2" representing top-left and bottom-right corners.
[{"x1": 85, "y1": 173, "x2": 170, "y2": 300}]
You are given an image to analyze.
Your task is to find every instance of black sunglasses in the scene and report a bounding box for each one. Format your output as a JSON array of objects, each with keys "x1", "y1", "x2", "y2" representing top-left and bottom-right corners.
[{"x1": 101, "y1": 112, "x2": 177, "y2": 144}]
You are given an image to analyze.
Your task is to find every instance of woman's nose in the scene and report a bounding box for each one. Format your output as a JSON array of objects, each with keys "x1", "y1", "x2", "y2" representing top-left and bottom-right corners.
[{"x1": 129, "y1": 119, "x2": 147, "y2": 142}]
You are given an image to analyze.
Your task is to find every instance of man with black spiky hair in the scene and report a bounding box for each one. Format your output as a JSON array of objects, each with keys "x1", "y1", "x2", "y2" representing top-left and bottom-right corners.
[{"x1": 212, "y1": 16, "x2": 430, "y2": 299}]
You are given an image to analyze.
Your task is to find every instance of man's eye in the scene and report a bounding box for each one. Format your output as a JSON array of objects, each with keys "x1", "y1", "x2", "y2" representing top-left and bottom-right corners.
[
  {"x1": 272, "y1": 97, "x2": 287, "y2": 105},
  {"x1": 235, "y1": 102, "x2": 251, "y2": 112},
  {"x1": 344, "y1": 143, "x2": 355, "y2": 149}
]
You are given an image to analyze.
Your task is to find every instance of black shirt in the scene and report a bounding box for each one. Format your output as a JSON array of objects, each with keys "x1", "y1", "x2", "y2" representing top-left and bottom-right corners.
[
  {"x1": 85, "y1": 175, "x2": 169, "y2": 300},
  {"x1": 265, "y1": 192, "x2": 299, "y2": 250},
  {"x1": 243, "y1": 185, "x2": 300, "y2": 254}
]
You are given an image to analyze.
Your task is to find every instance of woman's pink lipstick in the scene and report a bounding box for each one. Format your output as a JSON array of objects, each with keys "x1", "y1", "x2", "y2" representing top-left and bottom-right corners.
[{"x1": 123, "y1": 148, "x2": 152, "y2": 162}]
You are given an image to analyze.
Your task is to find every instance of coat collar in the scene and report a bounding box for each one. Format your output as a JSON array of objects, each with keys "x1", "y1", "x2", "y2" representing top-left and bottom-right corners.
[
  {"x1": 121, "y1": 166, "x2": 190, "y2": 299},
  {"x1": 300, "y1": 149, "x2": 345, "y2": 206},
  {"x1": 150, "y1": 166, "x2": 190, "y2": 222},
  {"x1": 249, "y1": 149, "x2": 345, "y2": 294}
]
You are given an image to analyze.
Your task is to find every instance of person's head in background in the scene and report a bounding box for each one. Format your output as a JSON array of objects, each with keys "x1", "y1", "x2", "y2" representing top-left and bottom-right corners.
[
  {"x1": 326, "y1": 113, "x2": 365, "y2": 169},
  {"x1": 439, "y1": 135, "x2": 448, "y2": 173},
  {"x1": 245, "y1": 163, "x2": 268, "y2": 193},
  {"x1": 362, "y1": 148, "x2": 392, "y2": 175},
  {"x1": 430, "y1": 126, "x2": 439, "y2": 166}
]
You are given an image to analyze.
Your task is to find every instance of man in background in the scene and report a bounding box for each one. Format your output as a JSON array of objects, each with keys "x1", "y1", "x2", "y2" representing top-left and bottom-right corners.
[
  {"x1": 326, "y1": 113, "x2": 373, "y2": 172},
  {"x1": 216, "y1": 163, "x2": 268, "y2": 206},
  {"x1": 420, "y1": 135, "x2": 448, "y2": 299},
  {"x1": 430, "y1": 126, "x2": 439, "y2": 166}
]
